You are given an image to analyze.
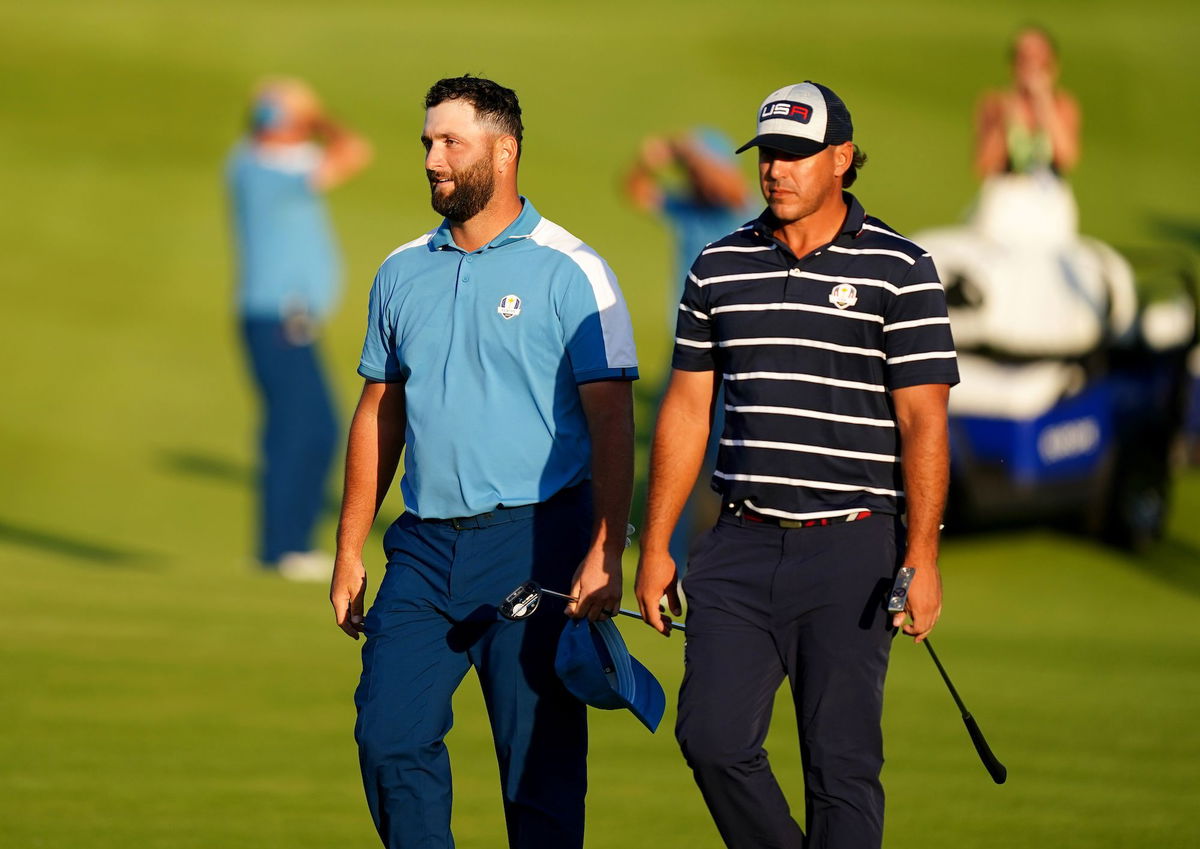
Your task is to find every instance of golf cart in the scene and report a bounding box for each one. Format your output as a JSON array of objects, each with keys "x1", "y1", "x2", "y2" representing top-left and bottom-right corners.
[{"x1": 918, "y1": 176, "x2": 1198, "y2": 549}]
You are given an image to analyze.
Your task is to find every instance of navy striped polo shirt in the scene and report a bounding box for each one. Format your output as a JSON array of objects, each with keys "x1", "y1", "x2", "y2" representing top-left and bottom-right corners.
[{"x1": 672, "y1": 192, "x2": 959, "y2": 521}]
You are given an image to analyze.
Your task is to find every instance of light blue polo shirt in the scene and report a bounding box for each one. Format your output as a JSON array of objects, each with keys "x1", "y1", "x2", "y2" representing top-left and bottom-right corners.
[
  {"x1": 359, "y1": 198, "x2": 639, "y2": 519},
  {"x1": 227, "y1": 140, "x2": 340, "y2": 321}
]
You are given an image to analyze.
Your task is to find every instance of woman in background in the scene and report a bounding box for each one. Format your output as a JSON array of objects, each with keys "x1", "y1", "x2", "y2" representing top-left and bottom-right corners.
[{"x1": 975, "y1": 25, "x2": 1081, "y2": 178}]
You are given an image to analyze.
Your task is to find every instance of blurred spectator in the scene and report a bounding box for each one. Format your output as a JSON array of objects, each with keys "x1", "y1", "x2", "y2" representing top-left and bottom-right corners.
[
  {"x1": 626, "y1": 129, "x2": 753, "y2": 325},
  {"x1": 227, "y1": 77, "x2": 372, "y2": 580},
  {"x1": 975, "y1": 25, "x2": 1080, "y2": 178},
  {"x1": 624, "y1": 129, "x2": 753, "y2": 567},
  {"x1": 919, "y1": 24, "x2": 1139, "y2": 365}
]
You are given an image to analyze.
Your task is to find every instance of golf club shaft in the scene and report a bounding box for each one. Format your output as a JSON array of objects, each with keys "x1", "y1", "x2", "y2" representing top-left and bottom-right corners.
[
  {"x1": 536, "y1": 587, "x2": 686, "y2": 631},
  {"x1": 616, "y1": 607, "x2": 685, "y2": 632},
  {"x1": 923, "y1": 638, "x2": 968, "y2": 715},
  {"x1": 923, "y1": 638, "x2": 1007, "y2": 785}
]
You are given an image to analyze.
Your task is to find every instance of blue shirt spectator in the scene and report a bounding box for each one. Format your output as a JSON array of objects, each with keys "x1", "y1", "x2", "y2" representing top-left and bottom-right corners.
[
  {"x1": 228, "y1": 140, "x2": 340, "y2": 321},
  {"x1": 626, "y1": 128, "x2": 755, "y2": 328},
  {"x1": 226, "y1": 77, "x2": 371, "y2": 580}
]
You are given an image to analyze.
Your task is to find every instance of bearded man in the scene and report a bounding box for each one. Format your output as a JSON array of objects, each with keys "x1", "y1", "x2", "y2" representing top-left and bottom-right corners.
[{"x1": 329, "y1": 75, "x2": 639, "y2": 849}]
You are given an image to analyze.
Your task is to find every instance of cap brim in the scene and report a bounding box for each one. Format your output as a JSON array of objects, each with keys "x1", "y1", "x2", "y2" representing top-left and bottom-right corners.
[
  {"x1": 735, "y1": 134, "x2": 829, "y2": 157},
  {"x1": 625, "y1": 655, "x2": 666, "y2": 732}
]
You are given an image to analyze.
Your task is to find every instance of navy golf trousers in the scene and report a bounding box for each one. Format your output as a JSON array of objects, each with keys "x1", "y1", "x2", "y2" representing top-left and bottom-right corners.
[
  {"x1": 241, "y1": 319, "x2": 338, "y2": 563},
  {"x1": 676, "y1": 512, "x2": 901, "y2": 849},
  {"x1": 355, "y1": 483, "x2": 592, "y2": 849}
]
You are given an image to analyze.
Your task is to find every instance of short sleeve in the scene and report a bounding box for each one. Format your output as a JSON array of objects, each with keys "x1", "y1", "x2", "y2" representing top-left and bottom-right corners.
[
  {"x1": 671, "y1": 259, "x2": 717, "y2": 371},
  {"x1": 882, "y1": 255, "x2": 960, "y2": 390},
  {"x1": 559, "y1": 256, "x2": 639, "y2": 384},
  {"x1": 357, "y1": 270, "x2": 404, "y2": 382}
]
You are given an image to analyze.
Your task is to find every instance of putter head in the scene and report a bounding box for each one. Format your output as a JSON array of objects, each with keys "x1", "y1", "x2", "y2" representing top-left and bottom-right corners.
[{"x1": 499, "y1": 581, "x2": 543, "y2": 621}]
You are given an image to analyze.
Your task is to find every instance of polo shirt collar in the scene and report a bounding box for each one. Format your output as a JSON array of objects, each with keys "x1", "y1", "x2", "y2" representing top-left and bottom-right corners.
[
  {"x1": 840, "y1": 191, "x2": 867, "y2": 238},
  {"x1": 429, "y1": 196, "x2": 543, "y2": 252},
  {"x1": 751, "y1": 191, "x2": 867, "y2": 245}
]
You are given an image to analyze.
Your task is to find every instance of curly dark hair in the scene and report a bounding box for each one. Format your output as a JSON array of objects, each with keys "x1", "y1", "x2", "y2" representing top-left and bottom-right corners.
[
  {"x1": 843, "y1": 144, "x2": 868, "y2": 188},
  {"x1": 425, "y1": 75, "x2": 523, "y2": 156}
]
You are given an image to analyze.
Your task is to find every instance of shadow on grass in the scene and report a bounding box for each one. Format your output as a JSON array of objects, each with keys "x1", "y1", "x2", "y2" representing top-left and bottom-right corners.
[
  {"x1": 1146, "y1": 213, "x2": 1200, "y2": 250},
  {"x1": 1126, "y1": 537, "x2": 1200, "y2": 598},
  {"x1": 159, "y1": 448, "x2": 340, "y2": 514},
  {"x1": 0, "y1": 518, "x2": 158, "y2": 567},
  {"x1": 946, "y1": 520, "x2": 1200, "y2": 599},
  {"x1": 160, "y1": 449, "x2": 254, "y2": 487}
]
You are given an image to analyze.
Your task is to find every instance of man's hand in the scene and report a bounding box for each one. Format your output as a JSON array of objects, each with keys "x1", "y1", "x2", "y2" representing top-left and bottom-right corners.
[
  {"x1": 634, "y1": 547, "x2": 682, "y2": 637},
  {"x1": 330, "y1": 555, "x2": 367, "y2": 639},
  {"x1": 565, "y1": 547, "x2": 622, "y2": 622},
  {"x1": 891, "y1": 562, "x2": 942, "y2": 643}
]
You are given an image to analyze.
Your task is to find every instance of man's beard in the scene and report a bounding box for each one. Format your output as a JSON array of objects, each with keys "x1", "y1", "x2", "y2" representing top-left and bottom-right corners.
[{"x1": 429, "y1": 153, "x2": 496, "y2": 222}]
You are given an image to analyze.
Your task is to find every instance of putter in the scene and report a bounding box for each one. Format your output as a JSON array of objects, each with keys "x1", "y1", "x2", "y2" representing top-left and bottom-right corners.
[
  {"x1": 922, "y1": 638, "x2": 1007, "y2": 784},
  {"x1": 499, "y1": 580, "x2": 686, "y2": 632},
  {"x1": 887, "y1": 568, "x2": 1006, "y2": 784}
]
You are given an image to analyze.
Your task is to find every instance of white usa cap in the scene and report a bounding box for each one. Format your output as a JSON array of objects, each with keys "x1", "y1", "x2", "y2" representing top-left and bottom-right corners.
[{"x1": 736, "y1": 81, "x2": 854, "y2": 157}]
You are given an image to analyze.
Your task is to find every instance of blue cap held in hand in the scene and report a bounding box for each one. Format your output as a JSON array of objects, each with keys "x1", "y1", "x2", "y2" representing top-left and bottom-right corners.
[{"x1": 555, "y1": 618, "x2": 666, "y2": 733}]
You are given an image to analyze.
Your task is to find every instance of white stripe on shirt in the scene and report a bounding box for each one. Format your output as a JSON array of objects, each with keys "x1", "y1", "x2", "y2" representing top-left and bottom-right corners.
[
  {"x1": 718, "y1": 337, "x2": 885, "y2": 358},
  {"x1": 720, "y1": 438, "x2": 898, "y2": 463},
  {"x1": 723, "y1": 371, "x2": 886, "y2": 393},
  {"x1": 726, "y1": 404, "x2": 896, "y2": 428},
  {"x1": 826, "y1": 244, "x2": 916, "y2": 265},
  {"x1": 885, "y1": 350, "x2": 958, "y2": 366},
  {"x1": 690, "y1": 270, "x2": 789, "y2": 288},
  {"x1": 714, "y1": 470, "x2": 900, "y2": 497},
  {"x1": 530, "y1": 218, "x2": 638, "y2": 369},
  {"x1": 860, "y1": 222, "x2": 924, "y2": 250},
  {"x1": 897, "y1": 282, "x2": 946, "y2": 295},
  {"x1": 883, "y1": 316, "x2": 952, "y2": 333},
  {"x1": 701, "y1": 245, "x2": 776, "y2": 255},
  {"x1": 711, "y1": 302, "x2": 883, "y2": 323},
  {"x1": 789, "y1": 269, "x2": 943, "y2": 297},
  {"x1": 383, "y1": 231, "x2": 435, "y2": 262}
]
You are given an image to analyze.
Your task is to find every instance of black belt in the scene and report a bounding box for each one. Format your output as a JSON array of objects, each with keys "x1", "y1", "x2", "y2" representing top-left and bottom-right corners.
[
  {"x1": 423, "y1": 503, "x2": 538, "y2": 531},
  {"x1": 724, "y1": 503, "x2": 872, "y2": 529}
]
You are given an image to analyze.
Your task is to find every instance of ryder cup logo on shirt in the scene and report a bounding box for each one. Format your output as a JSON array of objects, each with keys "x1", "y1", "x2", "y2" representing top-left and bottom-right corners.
[
  {"x1": 497, "y1": 294, "x2": 523, "y2": 319},
  {"x1": 828, "y1": 283, "x2": 858, "y2": 310}
]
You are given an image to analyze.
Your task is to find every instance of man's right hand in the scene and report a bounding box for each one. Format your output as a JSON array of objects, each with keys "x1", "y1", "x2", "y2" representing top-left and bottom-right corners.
[
  {"x1": 634, "y1": 548, "x2": 682, "y2": 637},
  {"x1": 330, "y1": 555, "x2": 367, "y2": 640}
]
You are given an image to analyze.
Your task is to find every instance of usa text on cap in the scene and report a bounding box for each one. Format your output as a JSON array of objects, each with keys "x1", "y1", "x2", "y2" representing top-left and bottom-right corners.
[{"x1": 736, "y1": 81, "x2": 853, "y2": 158}]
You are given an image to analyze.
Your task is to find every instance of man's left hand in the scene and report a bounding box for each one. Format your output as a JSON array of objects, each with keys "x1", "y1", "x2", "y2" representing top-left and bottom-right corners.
[
  {"x1": 565, "y1": 547, "x2": 623, "y2": 622},
  {"x1": 892, "y1": 562, "x2": 942, "y2": 642}
]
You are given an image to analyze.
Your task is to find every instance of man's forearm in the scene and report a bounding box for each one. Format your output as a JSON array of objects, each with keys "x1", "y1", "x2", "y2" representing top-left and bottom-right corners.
[
  {"x1": 899, "y1": 414, "x2": 950, "y2": 566},
  {"x1": 673, "y1": 137, "x2": 748, "y2": 209},
  {"x1": 641, "y1": 372, "x2": 716, "y2": 553},
  {"x1": 336, "y1": 385, "x2": 405, "y2": 558},
  {"x1": 580, "y1": 382, "x2": 635, "y2": 555}
]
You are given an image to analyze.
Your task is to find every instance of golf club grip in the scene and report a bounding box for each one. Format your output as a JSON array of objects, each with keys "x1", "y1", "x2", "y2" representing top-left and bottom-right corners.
[{"x1": 962, "y1": 712, "x2": 1007, "y2": 784}]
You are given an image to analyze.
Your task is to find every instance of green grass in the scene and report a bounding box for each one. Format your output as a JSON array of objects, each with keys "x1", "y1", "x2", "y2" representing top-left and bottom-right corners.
[{"x1": 2, "y1": 0, "x2": 1200, "y2": 846}]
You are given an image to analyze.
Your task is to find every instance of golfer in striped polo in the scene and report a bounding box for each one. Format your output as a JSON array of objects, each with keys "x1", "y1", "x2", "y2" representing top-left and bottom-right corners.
[{"x1": 636, "y1": 81, "x2": 959, "y2": 849}]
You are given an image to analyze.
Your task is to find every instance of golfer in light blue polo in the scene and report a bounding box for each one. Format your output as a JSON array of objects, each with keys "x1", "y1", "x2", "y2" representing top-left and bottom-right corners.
[{"x1": 330, "y1": 76, "x2": 638, "y2": 849}]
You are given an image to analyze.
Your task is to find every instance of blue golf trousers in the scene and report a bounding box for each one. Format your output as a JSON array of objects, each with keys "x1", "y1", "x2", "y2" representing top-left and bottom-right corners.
[
  {"x1": 676, "y1": 512, "x2": 901, "y2": 849},
  {"x1": 355, "y1": 483, "x2": 593, "y2": 849},
  {"x1": 241, "y1": 319, "x2": 338, "y2": 563}
]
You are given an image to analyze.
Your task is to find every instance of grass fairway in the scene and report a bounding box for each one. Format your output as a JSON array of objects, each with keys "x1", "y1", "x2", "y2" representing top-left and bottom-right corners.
[{"x1": 2, "y1": 1, "x2": 1199, "y2": 846}]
